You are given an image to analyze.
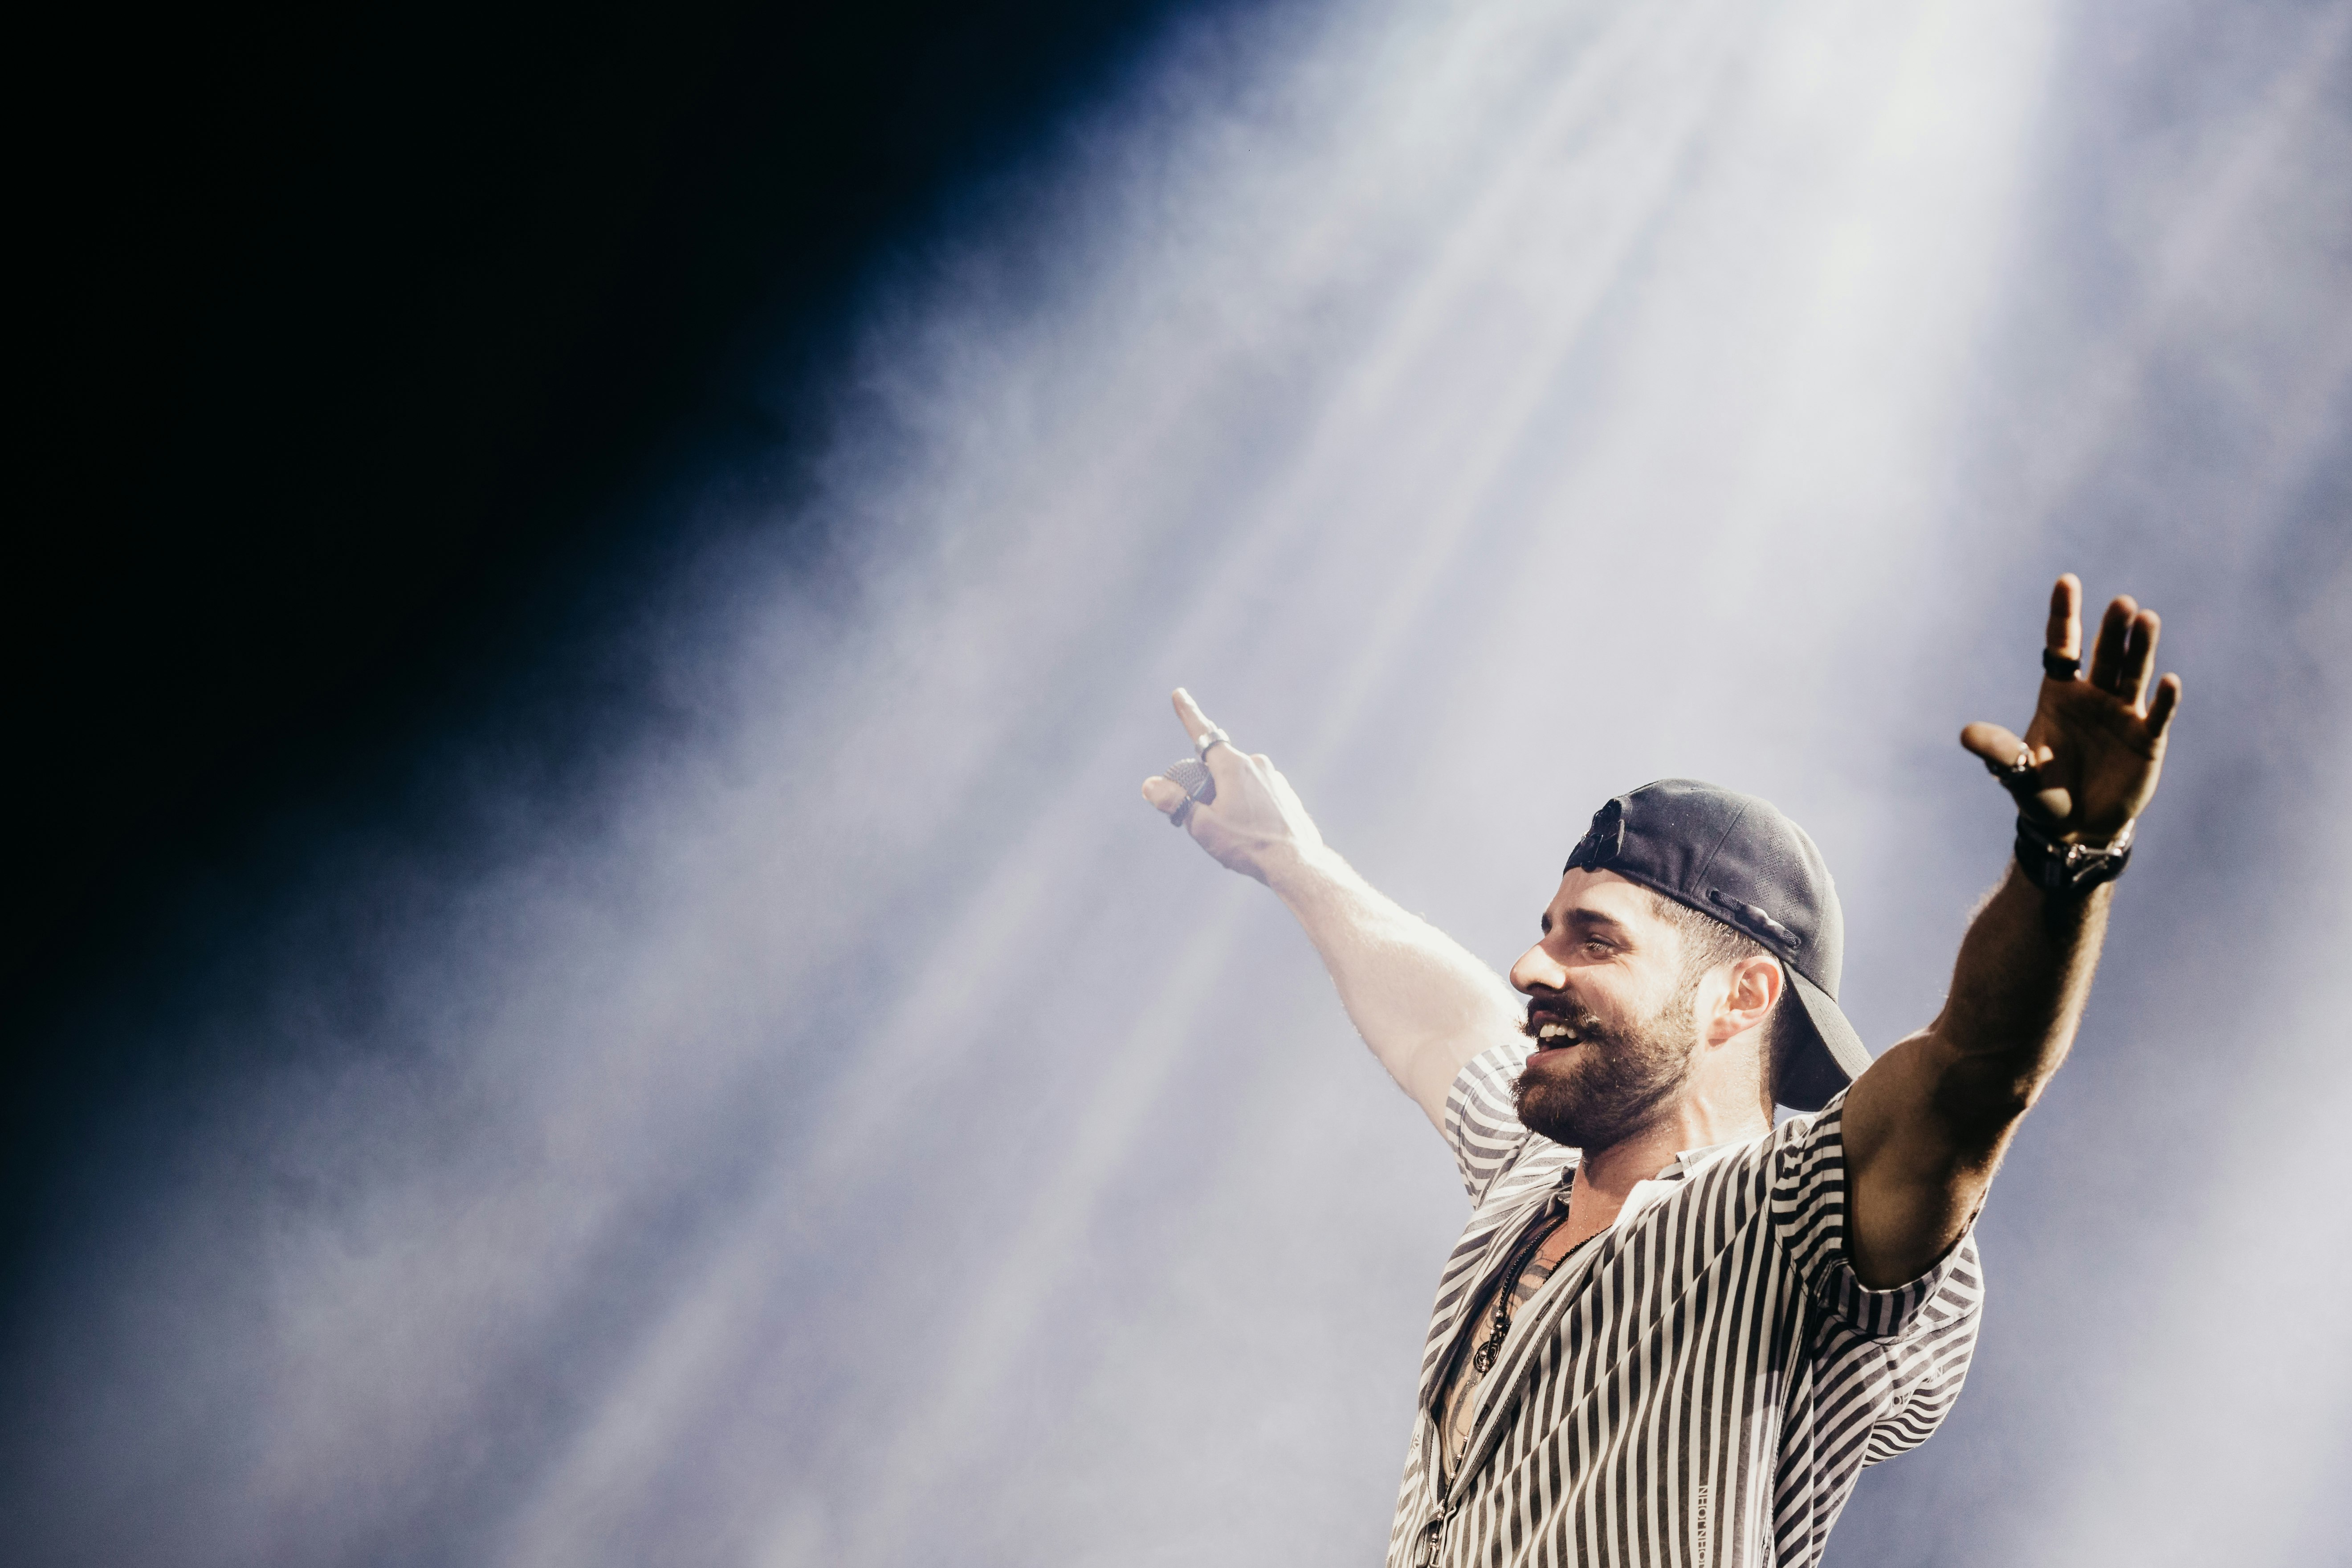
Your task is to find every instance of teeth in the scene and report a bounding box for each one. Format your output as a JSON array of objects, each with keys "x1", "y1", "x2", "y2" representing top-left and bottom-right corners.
[{"x1": 1536, "y1": 1022, "x2": 1574, "y2": 1041}]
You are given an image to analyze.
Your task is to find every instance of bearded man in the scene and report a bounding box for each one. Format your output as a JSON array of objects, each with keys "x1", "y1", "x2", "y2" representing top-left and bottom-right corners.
[{"x1": 1140, "y1": 575, "x2": 2180, "y2": 1568}]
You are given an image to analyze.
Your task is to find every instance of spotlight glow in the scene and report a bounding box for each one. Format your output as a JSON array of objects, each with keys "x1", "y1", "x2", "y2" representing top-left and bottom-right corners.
[{"x1": 8, "y1": 1, "x2": 2348, "y2": 1564}]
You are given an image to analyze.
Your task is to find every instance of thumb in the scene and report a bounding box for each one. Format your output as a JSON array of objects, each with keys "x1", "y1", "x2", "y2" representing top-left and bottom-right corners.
[
  {"x1": 1959, "y1": 722, "x2": 2027, "y2": 770},
  {"x1": 1141, "y1": 775, "x2": 1190, "y2": 816},
  {"x1": 1960, "y1": 722, "x2": 2073, "y2": 823}
]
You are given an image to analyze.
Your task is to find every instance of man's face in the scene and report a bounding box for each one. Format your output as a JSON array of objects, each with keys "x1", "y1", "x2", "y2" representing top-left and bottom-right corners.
[{"x1": 1506, "y1": 868, "x2": 1698, "y2": 1152}]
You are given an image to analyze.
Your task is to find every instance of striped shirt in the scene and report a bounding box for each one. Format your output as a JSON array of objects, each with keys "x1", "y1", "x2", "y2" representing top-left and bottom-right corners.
[{"x1": 1385, "y1": 1040, "x2": 1984, "y2": 1568}]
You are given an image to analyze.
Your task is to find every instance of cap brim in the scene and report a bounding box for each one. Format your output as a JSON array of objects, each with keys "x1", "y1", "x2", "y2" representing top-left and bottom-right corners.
[{"x1": 1778, "y1": 969, "x2": 1874, "y2": 1112}]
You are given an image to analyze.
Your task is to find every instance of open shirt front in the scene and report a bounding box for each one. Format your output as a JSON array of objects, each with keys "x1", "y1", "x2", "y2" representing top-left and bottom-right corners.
[{"x1": 1384, "y1": 1039, "x2": 1984, "y2": 1568}]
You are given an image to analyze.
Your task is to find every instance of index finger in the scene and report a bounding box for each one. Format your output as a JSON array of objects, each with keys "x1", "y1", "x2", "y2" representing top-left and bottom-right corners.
[{"x1": 1171, "y1": 687, "x2": 1223, "y2": 749}]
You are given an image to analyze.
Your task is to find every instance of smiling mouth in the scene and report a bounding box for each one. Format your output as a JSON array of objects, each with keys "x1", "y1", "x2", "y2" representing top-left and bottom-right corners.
[{"x1": 1526, "y1": 1017, "x2": 1586, "y2": 1050}]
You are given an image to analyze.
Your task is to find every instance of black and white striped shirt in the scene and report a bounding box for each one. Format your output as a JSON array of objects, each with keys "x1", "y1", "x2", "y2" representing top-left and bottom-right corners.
[{"x1": 1385, "y1": 1041, "x2": 1984, "y2": 1567}]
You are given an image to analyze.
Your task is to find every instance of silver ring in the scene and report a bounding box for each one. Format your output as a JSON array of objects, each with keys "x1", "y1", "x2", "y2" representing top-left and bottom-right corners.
[
  {"x1": 1194, "y1": 727, "x2": 1231, "y2": 762},
  {"x1": 1984, "y1": 747, "x2": 2038, "y2": 784}
]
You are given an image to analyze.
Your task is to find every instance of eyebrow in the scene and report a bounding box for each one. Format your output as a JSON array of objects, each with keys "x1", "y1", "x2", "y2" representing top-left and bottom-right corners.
[{"x1": 1541, "y1": 906, "x2": 1636, "y2": 941}]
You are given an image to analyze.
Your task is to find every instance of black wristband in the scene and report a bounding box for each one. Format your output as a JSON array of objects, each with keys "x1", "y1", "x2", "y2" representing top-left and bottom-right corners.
[{"x1": 2014, "y1": 814, "x2": 2134, "y2": 894}]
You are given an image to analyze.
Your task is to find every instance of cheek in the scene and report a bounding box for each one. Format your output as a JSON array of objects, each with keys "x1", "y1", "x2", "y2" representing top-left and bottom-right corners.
[
  {"x1": 1620, "y1": 961, "x2": 1686, "y2": 1019},
  {"x1": 1574, "y1": 973, "x2": 1647, "y2": 1025}
]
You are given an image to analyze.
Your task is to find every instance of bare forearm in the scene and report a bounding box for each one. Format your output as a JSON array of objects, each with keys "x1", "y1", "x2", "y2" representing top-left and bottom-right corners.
[
  {"x1": 1844, "y1": 864, "x2": 2114, "y2": 1285},
  {"x1": 1933, "y1": 867, "x2": 2112, "y2": 1126},
  {"x1": 1264, "y1": 843, "x2": 1524, "y2": 1128},
  {"x1": 1135, "y1": 690, "x2": 1521, "y2": 1125}
]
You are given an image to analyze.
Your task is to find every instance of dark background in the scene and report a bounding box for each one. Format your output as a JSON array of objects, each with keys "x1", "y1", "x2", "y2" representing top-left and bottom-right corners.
[{"x1": 11, "y1": 0, "x2": 1198, "y2": 1260}]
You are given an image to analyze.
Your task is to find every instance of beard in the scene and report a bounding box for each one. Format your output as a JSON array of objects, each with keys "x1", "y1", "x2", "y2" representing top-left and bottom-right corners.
[{"x1": 1512, "y1": 991, "x2": 1696, "y2": 1153}]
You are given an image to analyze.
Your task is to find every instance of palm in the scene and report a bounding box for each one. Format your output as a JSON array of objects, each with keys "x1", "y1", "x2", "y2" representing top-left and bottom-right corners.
[{"x1": 1963, "y1": 576, "x2": 2181, "y2": 840}]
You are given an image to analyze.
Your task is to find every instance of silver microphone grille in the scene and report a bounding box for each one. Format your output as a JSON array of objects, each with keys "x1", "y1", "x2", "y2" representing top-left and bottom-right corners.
[{"x1": 1164, "y1": 758, "x2": 1216, "y2": 803}]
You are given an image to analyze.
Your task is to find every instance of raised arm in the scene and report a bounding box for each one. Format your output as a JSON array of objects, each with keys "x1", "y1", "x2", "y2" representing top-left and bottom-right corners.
[
  {"x1": 1842, "y1": 575, "x2": 2181, "y2": 1288},
  {"x1": 1140, "y1": 690, "x2": 1523, "y2": 1129}
]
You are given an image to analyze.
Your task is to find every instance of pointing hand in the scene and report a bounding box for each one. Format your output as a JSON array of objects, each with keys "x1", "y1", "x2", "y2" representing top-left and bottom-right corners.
[{"x1": 1141, "y1": 689, "x2": 1326, "y2": 884}]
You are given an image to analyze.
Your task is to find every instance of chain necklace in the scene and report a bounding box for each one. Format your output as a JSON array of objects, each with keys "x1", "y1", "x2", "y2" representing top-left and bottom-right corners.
[
  {"x1": 1470, "y1": 1169, "x2": 1575, "y2": 1376},
  {"x1": 1427, "y1": 1167, "x2": 1582, "y2": 1560}
]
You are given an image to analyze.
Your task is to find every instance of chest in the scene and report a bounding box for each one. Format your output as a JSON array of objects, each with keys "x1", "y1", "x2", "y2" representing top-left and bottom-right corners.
[{"x1": 1429, "y1": 1184, "x2": 1620, "y2": 1470}]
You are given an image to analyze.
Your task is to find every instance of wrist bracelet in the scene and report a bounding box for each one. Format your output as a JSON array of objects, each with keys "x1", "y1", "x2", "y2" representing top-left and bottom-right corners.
[{"x1": 2014, "y1": 814, "x2": 2135, "y2": 894}]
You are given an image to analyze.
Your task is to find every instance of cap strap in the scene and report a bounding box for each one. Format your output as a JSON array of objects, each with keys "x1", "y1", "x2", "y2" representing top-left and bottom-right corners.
[{"x1": 1705, "y1": 887, "x2": 1802, "y2": 951}]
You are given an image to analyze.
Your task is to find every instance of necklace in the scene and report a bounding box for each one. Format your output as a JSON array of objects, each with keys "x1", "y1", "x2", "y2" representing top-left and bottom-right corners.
[{"x1": 1470, "y1": 1169, "x2": 1575, "y2": 1375}]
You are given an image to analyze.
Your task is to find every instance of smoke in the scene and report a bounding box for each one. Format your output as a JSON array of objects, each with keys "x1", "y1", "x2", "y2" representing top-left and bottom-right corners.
[{"x1": 6, "y1": 0, "x2": 2347, "y2": 1564}]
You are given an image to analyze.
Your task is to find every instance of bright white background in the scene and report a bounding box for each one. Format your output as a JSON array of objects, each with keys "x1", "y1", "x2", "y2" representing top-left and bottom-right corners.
[{"x1": 9, "y1": 0, "x2": 2348, "y2": 1563}]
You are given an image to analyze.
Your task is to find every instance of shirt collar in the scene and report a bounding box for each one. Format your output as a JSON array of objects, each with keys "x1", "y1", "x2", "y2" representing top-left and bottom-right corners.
[{"x1": 1655, "y1": 1139, "x2": 1745, "y2": 1182}]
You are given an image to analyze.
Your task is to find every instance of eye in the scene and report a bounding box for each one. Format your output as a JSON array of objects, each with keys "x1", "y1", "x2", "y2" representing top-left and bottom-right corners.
[{"x1": 1583, "y1": 937, "x2": 1613, "y2": 956}]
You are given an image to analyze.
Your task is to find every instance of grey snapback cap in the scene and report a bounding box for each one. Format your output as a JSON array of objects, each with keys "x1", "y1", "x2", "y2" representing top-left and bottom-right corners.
[{"x1": 1564, "y1": 778, "x2": 1871, "y2": 1111}]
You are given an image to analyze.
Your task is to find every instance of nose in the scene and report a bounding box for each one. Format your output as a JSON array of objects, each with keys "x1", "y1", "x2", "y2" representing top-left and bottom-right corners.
[{"x1": 1509, "y1": 941, "x2": 1565, "y2": 997}]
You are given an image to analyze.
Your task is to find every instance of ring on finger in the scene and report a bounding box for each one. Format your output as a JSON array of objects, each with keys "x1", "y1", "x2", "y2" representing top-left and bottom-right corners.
[
  {"x1": 1194, "y1": 726, "x2": 1232, "y2": 762},
  {"x1": 1984, "y1": 747, "x2": 2036, "y2": 782}
]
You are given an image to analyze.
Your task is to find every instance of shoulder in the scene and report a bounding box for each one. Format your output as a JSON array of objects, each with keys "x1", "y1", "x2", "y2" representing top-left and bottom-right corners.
[
  {"x1": 1444, "y1": 1038, "x2": 1540, "y2": 1206},
  {"x1": 1769, "y1": 1091, "x2": 1987, "y2": 1341}
]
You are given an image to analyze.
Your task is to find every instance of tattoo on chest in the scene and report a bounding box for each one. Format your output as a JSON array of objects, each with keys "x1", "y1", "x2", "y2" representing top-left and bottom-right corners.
[{"x1": 1508, "y1": 1254, "x2": 1557, "y2": 1312}]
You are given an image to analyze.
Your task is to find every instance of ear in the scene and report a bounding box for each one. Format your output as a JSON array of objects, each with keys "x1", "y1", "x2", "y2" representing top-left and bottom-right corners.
[{"x1": 1704, "y1": 955, "x2": 1784, "y2": 1047}]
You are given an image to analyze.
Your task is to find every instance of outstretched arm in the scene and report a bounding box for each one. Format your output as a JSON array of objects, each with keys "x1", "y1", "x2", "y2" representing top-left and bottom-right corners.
[
  {"x1": 1140, "y1": 690, "x2": 1523, "y2": 1129},
  {"x1": 1843, "y1": 575, "x2": 2182, "y2": 1288}
]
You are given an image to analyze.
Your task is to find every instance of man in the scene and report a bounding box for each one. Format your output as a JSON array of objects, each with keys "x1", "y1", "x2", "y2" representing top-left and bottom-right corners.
[{"x1": 1140, "y1": 574, "x2": 2180, "y2": 1567}]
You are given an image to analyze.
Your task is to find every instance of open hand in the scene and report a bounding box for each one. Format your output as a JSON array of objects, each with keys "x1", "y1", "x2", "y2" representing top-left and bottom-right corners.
[
  {"x1": 1961, "y1": 574, "x2": 2182, "y2": 841},
  {"x1": 1140, "y1": 689, "x2": 1326, "y2": 883}
]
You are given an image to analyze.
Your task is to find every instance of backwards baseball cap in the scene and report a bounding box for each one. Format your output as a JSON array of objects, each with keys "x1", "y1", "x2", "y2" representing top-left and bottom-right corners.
[{"x1": 1563, "y1": 778, "x2": 1870, "y2": 1112}]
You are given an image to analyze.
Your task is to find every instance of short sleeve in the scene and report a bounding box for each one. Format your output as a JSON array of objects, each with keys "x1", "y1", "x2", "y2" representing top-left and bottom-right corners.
[
  {"x1": 1443, "y1": 1038, "x2": 1536, "y2": 1206},
  {"x1": 1861, "y1": 1270, "x2": 1983, "y2": 1463},
  {"x1": 1769, "y1": 1092, "x2": 1986, "y2": 1344}
]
